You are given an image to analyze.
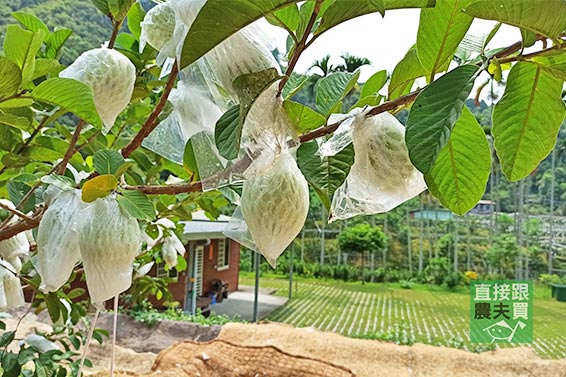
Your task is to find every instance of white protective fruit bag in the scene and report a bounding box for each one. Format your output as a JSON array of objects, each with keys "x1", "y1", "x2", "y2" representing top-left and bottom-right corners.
[
  {"x1": 59, "y1": 48, "x2": 136, "y2": 133},
  {"x1": 77, "y1": 196, "x2": 141, "y2": 306},
  {"x1": 142, "y1": 79, "x2": 226, "y2": 190},
  {"x1": 224, "y1": 83, "x2": 309, "y2": 268},
  {"x1": 320, "y1": 109, "x2": 427, "y2": 221},
  {"x1": 169, "y1": 0, "x2": 279, "y2": 101},
  {"x1": 139, "y1": 2, "x2": 177, "y2": 64},
  {"x1": 0, "y1": 260, "x2": 25, "y2": 311},
  {"x1": 0, "y1": 200, "x2": 30, "y2": 268},
  {"x1": 36, "y1": 188, "x2": 84, "y2": 293}
]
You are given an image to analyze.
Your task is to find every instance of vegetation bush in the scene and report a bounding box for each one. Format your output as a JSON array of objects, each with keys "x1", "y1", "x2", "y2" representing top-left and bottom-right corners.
[{"x1": 444, "y1": 272, "x2": 463, "y2": 290}]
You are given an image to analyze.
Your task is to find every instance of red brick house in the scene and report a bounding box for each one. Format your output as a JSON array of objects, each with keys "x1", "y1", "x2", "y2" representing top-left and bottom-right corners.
[{"x1": 157, "y1": 211, "x2": 241, "y2": 315}]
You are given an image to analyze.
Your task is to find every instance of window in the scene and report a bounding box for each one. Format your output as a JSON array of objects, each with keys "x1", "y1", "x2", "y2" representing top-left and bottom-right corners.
[
  {"x1": 156, "y1": 263, "x2": 178, "y2": 278},
  {"x1": 217, "y1": 239, "x2": 230, "y2": 270}
]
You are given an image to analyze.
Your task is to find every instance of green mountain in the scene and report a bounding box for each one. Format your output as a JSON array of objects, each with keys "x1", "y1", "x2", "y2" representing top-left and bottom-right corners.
[{"x1": 0, "y1": 0, "x2": 111, "y2": 65}]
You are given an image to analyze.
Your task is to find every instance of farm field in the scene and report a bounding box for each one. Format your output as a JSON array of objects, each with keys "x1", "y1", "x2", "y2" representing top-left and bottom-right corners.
[{"x1": 239, "y1": 273, "x2": 566, "y2": 359}]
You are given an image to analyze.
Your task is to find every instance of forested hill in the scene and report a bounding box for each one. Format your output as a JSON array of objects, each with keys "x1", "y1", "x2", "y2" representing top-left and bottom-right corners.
[{"x1": 0, "y1": 0, "x2": 110, "y2": 64}]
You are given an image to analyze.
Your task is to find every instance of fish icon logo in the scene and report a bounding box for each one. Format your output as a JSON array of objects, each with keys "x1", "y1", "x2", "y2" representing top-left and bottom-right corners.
[{"x1": 483, "y1": 320, "x2": 527, "y2": 343}]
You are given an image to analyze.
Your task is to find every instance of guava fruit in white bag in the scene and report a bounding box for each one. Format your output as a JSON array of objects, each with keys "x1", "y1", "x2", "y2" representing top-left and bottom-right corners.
[
  {"x1": 59, "y1": 48, "x2": 136, "y2": 132},
  {"x1": 0, "y1": 261, "x2": 25, "y2": 311},
  {"x1": 328, "y1": 112, "x2": 427, "y2": 221},
  {"x1": 78, "y1": 196, "x2": 141, "y2": 306},
  {"x1": 240, "y1": 151, "x2": 309, "y2": 268},
  {"x1": 0, "y1": 200, "x2": 29, "y2": 262},
  {"x1": 36, "y1": 189, "x2": 83, "y2": 293},
  {"x1": 140, "y1": 2, "x2": 177, "y2": 60}
]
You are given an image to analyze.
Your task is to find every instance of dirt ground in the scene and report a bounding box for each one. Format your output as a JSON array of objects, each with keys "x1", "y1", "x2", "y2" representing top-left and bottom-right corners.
[{"x1": 5, "y1": 312, "x2": 566, "y2": 377}]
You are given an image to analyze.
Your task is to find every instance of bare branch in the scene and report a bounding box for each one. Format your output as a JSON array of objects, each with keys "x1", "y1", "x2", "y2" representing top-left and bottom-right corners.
[
  {"x1": 121, "y1": 62, "x2": 179, "y2": 158},
  {"x1": 277, "y1": 0, "x2": 322, "y2": 96},
  {"x1": 0, "y1": 202, "x2": 33, "y2": 222}
]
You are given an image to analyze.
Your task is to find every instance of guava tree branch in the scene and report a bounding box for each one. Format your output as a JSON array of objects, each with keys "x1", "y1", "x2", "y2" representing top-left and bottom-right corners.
[
  {"x1": 57, "y1": 120, "x2": 85, "y2": 175},
  {"x1": 0, "y1": 35, "x2": 554, "y2": 240},
  {"x1": 121, "y1": 62, "x2": 179, "y2": 158},
  {"x1": 277, "y1": 0, "x2": 322, "y2": 96},
  {"x1": 107, "y1": 18, "x2": 123, "y2": 49},
  {"x1": 0, "y1": 202, "x2": 33, "y2": 222}
]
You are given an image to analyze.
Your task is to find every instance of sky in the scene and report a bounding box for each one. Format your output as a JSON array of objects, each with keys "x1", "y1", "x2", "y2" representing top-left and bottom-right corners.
[{"x1": 264, "y1": 8, "x2": 531, "y2": 101}]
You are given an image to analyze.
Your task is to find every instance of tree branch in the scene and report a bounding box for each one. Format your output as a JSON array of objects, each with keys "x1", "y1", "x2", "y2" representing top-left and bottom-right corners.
[
  {"x1": 0, "y1": 209, "x2": 42, "y2": 242},
  {"x1": 57, "y1": 120, "x2": 85, "y2": 175},
  {"x1": 107, "y1": 18, "x2": 123, "y2": 49},
  {"x1": 277, "y1": 0, "x2": 322, "y2": 96},
  {"x1": 121, "y1": 62, "x2": 179, "y2": 158},
  {"x1": 0, "y1": 36, "x2": 545, "y2": 239},
  {"x1": 0, "y1": 202, "x2": 33, "y2": 222}
]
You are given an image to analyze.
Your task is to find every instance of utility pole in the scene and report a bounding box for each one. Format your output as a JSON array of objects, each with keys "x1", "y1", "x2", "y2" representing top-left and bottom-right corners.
[
  {"x1": 418, "y1": 196, "x2": 424, "y2": 273},
  {"x1": 407, "y1": 208, "x2": 413, "y2": 274},
  {"x1": 516, "y1": 180, "x2": 525, "y2": 280},
  {"x1": 320, "y1": 208, "x2": 326, "y2": 265},
  {"x1": 549, "y1": 148, "x2": 556, "y2": 274}
]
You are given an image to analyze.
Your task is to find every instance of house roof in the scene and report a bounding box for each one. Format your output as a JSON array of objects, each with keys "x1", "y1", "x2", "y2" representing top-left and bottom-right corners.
[{"x1": 180, "y1": 210, "x2": 231, "y2": 241}]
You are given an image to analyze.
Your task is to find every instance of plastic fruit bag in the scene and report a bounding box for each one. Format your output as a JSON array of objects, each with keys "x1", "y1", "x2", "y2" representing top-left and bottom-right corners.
[
  {"x1": 36, "y1": 188, "x2": 84, "y2": 293},
  {"x1": 155, "y1": 218, "x2": 185, "y2": 269},
  {"x1": 77, "y1": 196, "x2": 141, "y2": 306},
  {"x1": 59, "y1": 48, "x2": 136, "y2": 133},
  {"x1": 140, "y1": 2, "x2": 177, "y2": 64},
  {"x1": 0, "y1": 260, "x2": 25, "y2": 311},
  {"x1": 169, "y1": 0, "x2": 279, "y2": 100},
  {"x1": 321, "y1": 110, "x2": 426, "y2": 221},
  {"x1": 0, "y1": 200, "x2": 30, "y2": 263},
  {"x1": 226, "y1": 150, "x2": 309, "y2": 268}
]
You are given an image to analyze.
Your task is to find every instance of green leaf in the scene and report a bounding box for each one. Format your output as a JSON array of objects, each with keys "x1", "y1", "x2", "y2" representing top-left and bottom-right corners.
[
  {"x1": 179, "y1": 0, "x2": 301, "y2": 69},
  {"x1": 283, "y1": 100, "x2": 326, "y2": 133},
  {"x1": 7, "y1": 178, "x2": 35, "y2": 212},
  {"x1": 32, "y1": 78, "x2": 103, "y2": 129},
  {"x1": 116, "y1": 190, "x2": 156, "y2": 221},
  {"x1": 93, "y1": 150, "x2": 125, "y2": 175},
  {"x1": 183, "y1": 139, "x2": 200, "y2": 180},
  {"x1": 45, "y1": 28, "x2": 72, "y2": 59},
  {"x1": 2, "y1": 352, "x2": 21, "y2": 377},
  {"x1": 0, "y1": 112, "x2": 30, "y2": 132},
  {"x1": 32, "y1": 59, "x2": 60, "y2": 80},
  {"x1": 416, "y1": 0, "x2": 474, "y2": 78},
  {"x1": 296, "y1": 1, "x2": 316, "y2": 40},
  {"x1": 11, "y1": 12, "x2": 49, "y2": 34},
  {"x1": 316, "y1": 71, "x2": 360, "y2": 116},
  {"x1": 0, "y1": 98, "x2": 33, "y2": 109},
  {"x1": 265, "y1": 3, "x2": 300, "y2": 33},
  {"x1": 0, "y1": 331, "x2": 15, "y2": 347},
  {"x1": 233, "y1": 68, "x2": 282, "y2": 128},
  {"x1": 361, "y1": 70, "x2": 387, "y2": 98},
  {"x1": 492, "y1": 62, "x2": 565, "y2": 181},
  {"x1": 316, "y1": 0, "x2": 385, "y2": 36},
  {"x1": 113, "y1": 162, "x2": 134, "y2": 177},
  {"x1": 3, "y1": 25, "x2": 45, "y2": 84},
  {"x1": 463, "y1": 0, "x2": 566, "y2": 39},
  {"x1": 405, "y1": 64, "x2": 479, "y2": 174},
  {"x1": 528, "y1": 50, "x2": 566, "y2": 79},
  {"x1": 107, "y1": 0, "x2": 136, "y2": 21},
  {"x1": 215, "y1": 105, "x2": 241, "y2": 160},
  {"x1": 90, "y1": 0, "x2": 111, "y2": 16},
  {"x1": 127, "y1": 2, "x2": 146, "y2": 41},
  {"x1": 41, "y1": 174, "x2": 75, "y2": 190},
  {"x1": 0, "y1": 57, "x2": 22, "y2": 100},
  {"x1": 45, "y1": 293, "x2": 61, "y2": 322},
  {"x1": 349, "y1": 94, "x2": 383, "y2": 110},
  {"x1": 389, "y1": 46, "x2": 428, "y2": 99},
  {"x1": 383, "y1": 0, "x2": 436, "y2": 9},
  {"x1": 297, "y1": 140, "x2": 355, "y2": 210},
  {"x1": 520, "y1": 28, "x2": 537, "y2": 48},
  {"x1": 81, "y1": 174, "x2": 119, "y2": 202},
  {"x1": 281, "y1": 73, "x2": 308, "y2": 99},
  {"x1": 425, "y1": 107, "x2": 491, "y2": 215}
]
